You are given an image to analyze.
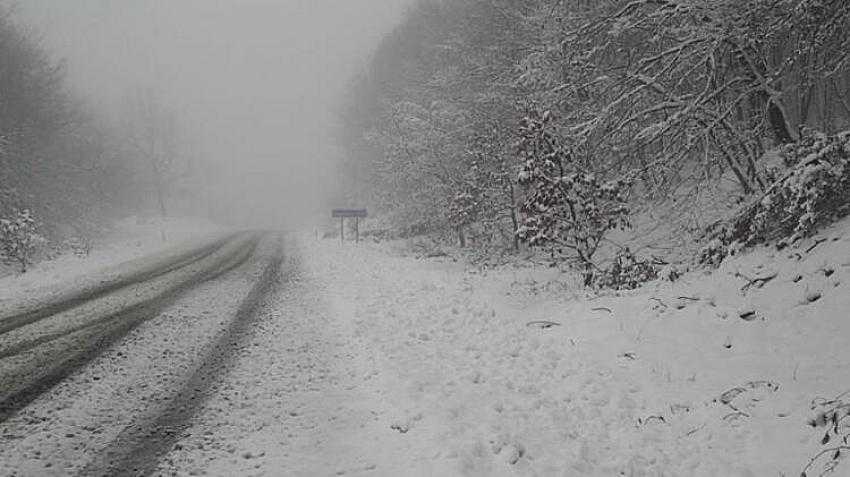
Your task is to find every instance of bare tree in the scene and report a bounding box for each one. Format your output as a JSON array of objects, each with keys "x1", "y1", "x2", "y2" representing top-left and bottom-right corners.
[{"x1": 121, "y1": 88, "x2": 180, "y2": 233}]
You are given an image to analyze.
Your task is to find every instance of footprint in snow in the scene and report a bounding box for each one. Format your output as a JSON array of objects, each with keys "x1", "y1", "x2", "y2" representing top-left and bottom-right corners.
[
  {"x1": 804, "y1": 290, "x2": 822, "y2": 303},
  {"x1": 390, "y1": 412, "x2": 422, "y2": 434},
  {"x1": 716, "y1": 380, "x2": 780, "y2": 418},
  {"x1": 490, "y1": 438, "x2": 526, "y2": 465}
]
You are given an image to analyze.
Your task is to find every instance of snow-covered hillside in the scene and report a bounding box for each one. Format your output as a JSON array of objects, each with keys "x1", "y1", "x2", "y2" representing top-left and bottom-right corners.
[{"x1": 281, "y1": 217, "x2": 849, "y2": 476}]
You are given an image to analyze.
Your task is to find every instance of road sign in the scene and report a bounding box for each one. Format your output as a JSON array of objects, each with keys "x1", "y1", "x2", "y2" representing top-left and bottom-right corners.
[
  {"x1": 331, "y1": 208, "x2": 368, "y2": 218},
  {"x1": 331, "y1": 208, "x2": 367, "y2": 243}
]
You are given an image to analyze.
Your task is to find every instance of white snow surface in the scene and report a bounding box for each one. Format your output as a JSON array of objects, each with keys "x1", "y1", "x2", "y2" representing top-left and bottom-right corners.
[
  {"x1": 0, "y1": 234, "x2": 276, "y2": 475},
  {"x1": 161, "y1": 218, "x2": 850, "y2": 476},
  {"x1": 1, "y1": 215, "x2": 848, "y2": 475},
  {"x1": 0, "y1": 216, "x2": 225, "y2": 302}
]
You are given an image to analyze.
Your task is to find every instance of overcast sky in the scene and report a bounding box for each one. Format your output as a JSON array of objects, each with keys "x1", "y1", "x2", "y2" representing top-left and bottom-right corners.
[{"x1": 16, "y1": 0, "x2": 411, "y2": 226}]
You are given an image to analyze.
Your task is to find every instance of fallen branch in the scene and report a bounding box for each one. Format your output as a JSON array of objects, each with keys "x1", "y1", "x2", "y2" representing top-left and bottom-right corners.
[
  {"x1": 682, "y1": 423, "x2": 706, "y2": 437},
  {"x1": 717, "y1": 380, "x2": 779, "y2": 413},
  {"x1": 740, "y1": 272, "x2": 778, "y2": 292},
  {"x1": 526, "y1": 320, "x2": 561, "y2": 329},
  {"x1": 804, "y1": 390, "x2": 850, "y2": 475},
  {"x1": 636, "y1": 415, "x2": 666, "y2": 427},
  {"x1": 591, "y1": 307, "x2": 612, "y2": 313},
  {"x1": 722, "y1": 410, "x2": 750, "y2": 420},
  {"x1": 812, "y1": 390, "x2": 850, "y2": 409},
  {"x1": 801, "y1": 446, "x2": 850, "y2": 477},
  {"x1": 805, "y1": 237, "x2": 829, "y2": 253}
]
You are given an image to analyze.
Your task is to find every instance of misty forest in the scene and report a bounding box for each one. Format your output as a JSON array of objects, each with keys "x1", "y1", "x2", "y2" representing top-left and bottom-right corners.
[{"x1": 2, "y1": 1, "x2": 850, "y2": 475}]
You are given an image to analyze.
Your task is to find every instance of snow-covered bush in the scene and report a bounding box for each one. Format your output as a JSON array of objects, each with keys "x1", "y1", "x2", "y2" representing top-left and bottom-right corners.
[
  {"x1": 516, "y1": 109, "x2": 631, "y2": 285},
  {"x1": 658, "y1": 264, "x2": 682, "y2": 283},
  {"x1": 0, "y1": 209, "x2": 45, "y2": 272},
  {"x1": 762, "y1": 130, "x2": 850, "y2": 243},
  {"x1": 593, "y1": 248, "x2": 659, "y2": 290},
  {"x1": 697, "y1": 238, "x2": 729, "y2": 267},
  {"x1": 448, "y1": 189, "x2": 480, "y2": 247},
  {"x1": 701, "y1": 130, "x2": 850, "y2": 264},
  {"x1": 448, "y1": 191, "x2": 477, "y2": 225},
  {"x1": 65, "y1": 236, "x2": 93, "y2": 257}
]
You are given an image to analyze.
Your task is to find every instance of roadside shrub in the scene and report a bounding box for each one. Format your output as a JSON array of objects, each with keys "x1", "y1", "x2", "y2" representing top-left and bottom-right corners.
[
  {"x1": 0, "y1": 209, "x2": 45, "y2": 272},
  {"x1": 593, "y1": 248, "x2": 659, "y2": 290},
  {"x1": 65, "y1": 236, "x2": 93, "y2": 257},
  {"x1": 516, "y1": 109, "x2": 631, "y2": 285},
  {"x1": 448, "y1": 190, "x2": 480, "y2": 247},
  {"x1": 697, "y1": 238, "x2": 729, "y2": 266},
  {"x1": 658, "y1": 264, "x2": 682, "y2": 283},
  {"x1": 700, "y1": 130, "x2": 850, "y2": 264}
]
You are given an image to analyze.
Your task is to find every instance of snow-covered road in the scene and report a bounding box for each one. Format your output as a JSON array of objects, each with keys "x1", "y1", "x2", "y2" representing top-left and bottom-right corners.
[
  {"x1": 0, "y1": 231, "x2": 282, "y2": 476},
  {"x1": 1, "y1": 221, "x2": 849, "y2": 476}
]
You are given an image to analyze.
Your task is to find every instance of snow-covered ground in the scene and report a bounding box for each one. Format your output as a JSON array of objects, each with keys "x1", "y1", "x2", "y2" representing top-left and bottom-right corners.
[
  {"x1": 0, "y1": 216, "x2": 225, "y2": 302},
  {"x1": 2, "y1": 215, "x2": 847, "y2": 475},
  {"x1": 155, "y1": 217, "x2": 850, "y2": 476}
]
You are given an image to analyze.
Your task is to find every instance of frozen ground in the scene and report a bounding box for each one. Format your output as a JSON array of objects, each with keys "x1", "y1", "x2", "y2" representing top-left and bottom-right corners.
[{"x1": 153, "y1": 217, "x2": 850, "y2": 476}]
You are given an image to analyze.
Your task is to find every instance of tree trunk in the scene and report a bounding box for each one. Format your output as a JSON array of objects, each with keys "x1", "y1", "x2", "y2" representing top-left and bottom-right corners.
[
  {"x1": 766, "y1": 97, "x2": 796, "y2": 145},
  {"x1": 155, "y1": 181, "x2": 167, "y2": 218},
  {"x1": 822, "y1": 83, "x2": 833, "y2": 133},
  {"x1": 508, "y1": 182, "x2": 520, "y2": 252},
  {"x1": 707, "y1": 126, "x2": 753, "y2": 194},
  {"x1": 457, "y1": 225, "x2": 466, "y2": 248},
  {"x1": 151, "y1": 160, "x2": 168, "y2": 242},
  {"x1": 510, "y1": 207, "x2": 520, "y2": 252},
  {"x1": 582, "y1": 261, "x2": 593, "y2": 287}
]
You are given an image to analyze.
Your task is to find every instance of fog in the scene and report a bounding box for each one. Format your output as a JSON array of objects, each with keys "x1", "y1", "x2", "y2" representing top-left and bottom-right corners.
[{"x1": 16, "y1": 0, "x2": 410, "y2": 229}]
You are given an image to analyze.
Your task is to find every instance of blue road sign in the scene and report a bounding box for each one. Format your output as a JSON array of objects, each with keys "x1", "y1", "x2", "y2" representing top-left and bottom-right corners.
[{"x1": 332, "y1": 208, "x2": 368, "y2": 218}]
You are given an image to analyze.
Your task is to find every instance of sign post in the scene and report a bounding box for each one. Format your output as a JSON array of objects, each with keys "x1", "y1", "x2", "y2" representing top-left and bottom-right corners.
[{"x1": 331, "y1": 208, "x2": 368, "y2": 244}]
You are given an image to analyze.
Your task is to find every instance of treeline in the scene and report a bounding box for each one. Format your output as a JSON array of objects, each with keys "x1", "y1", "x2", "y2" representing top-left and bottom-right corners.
[
  {"x1": 0, "y1": 6, "x2": 197, "y2": 245},
  {"x1": 1, "y1": 7, "x2": 115, "y2": 235},
  {"x1": 338, "y1": 0, "x2": 850, "y2": 268}
]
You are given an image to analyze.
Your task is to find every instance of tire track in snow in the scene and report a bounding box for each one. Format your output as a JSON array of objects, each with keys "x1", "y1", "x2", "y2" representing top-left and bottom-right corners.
[
  {"x1": 0, "y1": 232, "x2": 243, "y2": 335},
  {"x1": 0, "y1": 236, "x2": 256, "y2": 361},
  {"x1": 80, "y1": 234, "x2": 284, "y2": 476},
  {"x1": 0, "y1": 233, "x2": 260, "y2": 424}
]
